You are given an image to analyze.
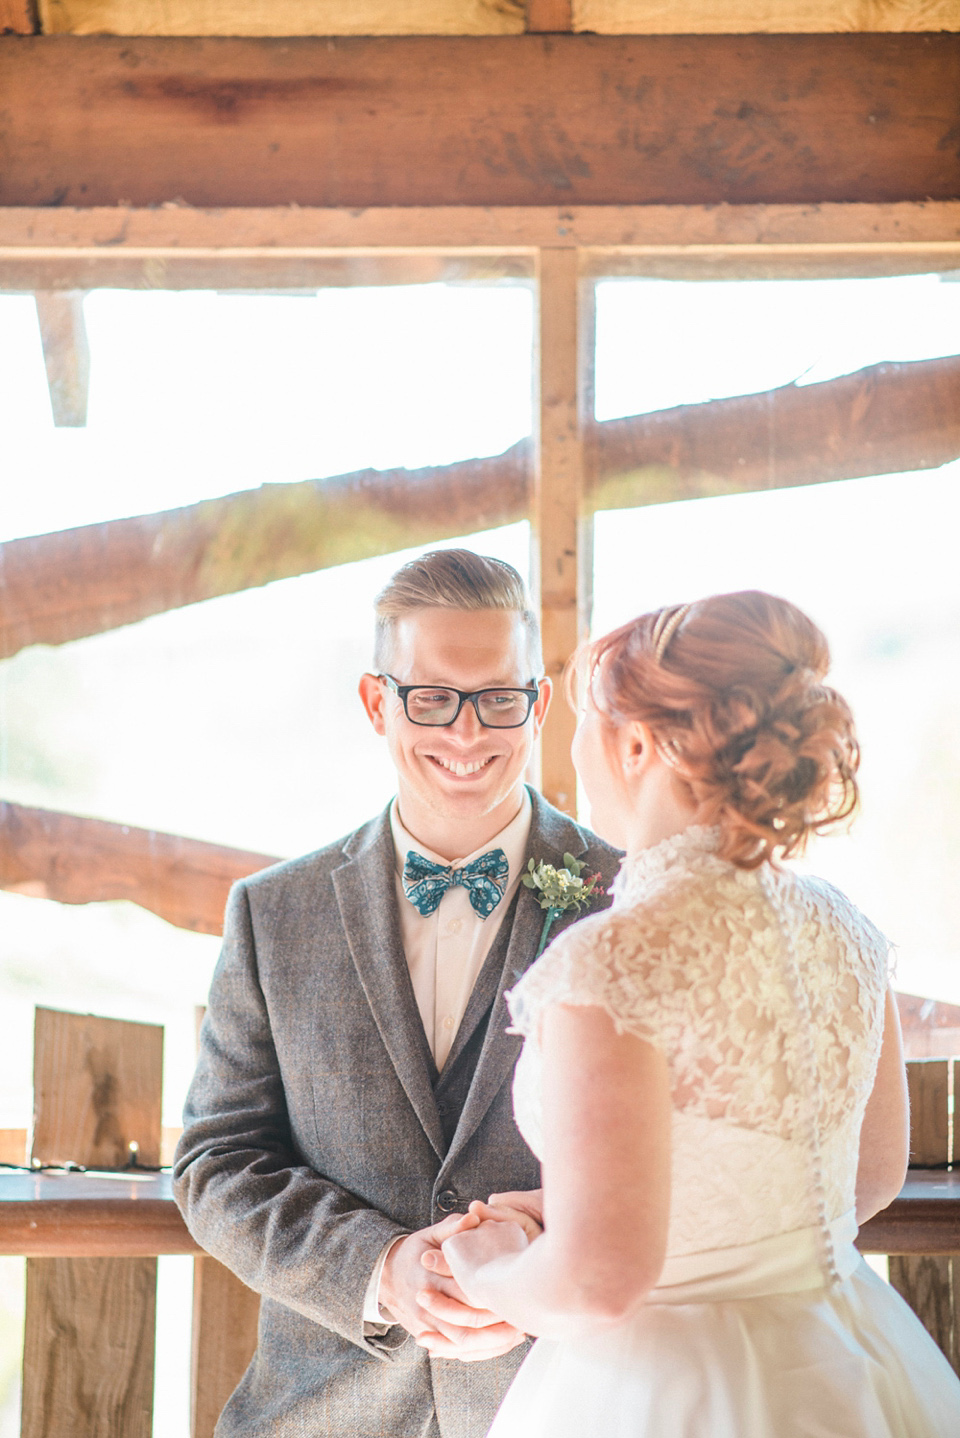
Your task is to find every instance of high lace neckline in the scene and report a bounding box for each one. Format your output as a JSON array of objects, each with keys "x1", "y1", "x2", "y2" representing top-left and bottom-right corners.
[{"x1": 613, "y1": 824, "x2": 723, "y2": 907}]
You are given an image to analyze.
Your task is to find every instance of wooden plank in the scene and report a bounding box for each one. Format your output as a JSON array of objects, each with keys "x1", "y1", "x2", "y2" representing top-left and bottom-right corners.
[
  {"x1": 0, "y1": 1173, "x2": 202, "y2": 1256},
  {"x1": 0, "y1": 1129, "x2": 27, "y2": 1164},
  {"x1": 532, "y1": 248, "x2": 589, "y2": 815},
  {"x1": 22, "y1": 1256, "x2": 157, "y2": 1438},
  {"x1": 37, "y1": 0, "x2": 525, "y2": 35},
  {"x1": 888, "y1": 1059, "x2": 956, "y2": 1371},
  {"x1": 858, "y1": 1171, "x2": 960, "y2": 1254},
  {"x1": 574, "y1": 0, "x2": 960, "y2": 32},
  {"x1": 1, "y1": 36, "x2": 958, "y2": 209},
  {"x1": 2, "y1": 353, "x2": 956, "y2": 664},
  {"x1": 2, "y1": 201, "x2": 960, "y2": 266},
  {"x1": 190, "y1": 1258, "x2": 260, "y2": 1438},
  {"x1": 526, "y1": 0, "x2": 572, "y2": 29},
  {"x1": 0, "y1": 801, "x2": 279, "y2": 935},
  {"x1": 32, "y1": 1008, "x2": 163, "y2": 1170},
  {"x1": 897, "y1": 991, "x2": 960, "y2": 1061},
  {"x1": 0, "y1": 0, "x2": 36, "y2": 31},
  {"x1": 34, "y1": 291, "x2": 90, "y2": 427},
  {"x1": 905, "y1": 1057, "x2": 951, "y2": 1169},
  {"x1": 22, "y1": 1010, "x2": 165, "y2": 1438}
]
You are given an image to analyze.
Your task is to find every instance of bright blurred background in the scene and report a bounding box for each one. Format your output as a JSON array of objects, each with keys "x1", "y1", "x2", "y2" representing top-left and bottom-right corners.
[{"x1": 1, "y1": 272, "x2": 958, "y2": 1434}]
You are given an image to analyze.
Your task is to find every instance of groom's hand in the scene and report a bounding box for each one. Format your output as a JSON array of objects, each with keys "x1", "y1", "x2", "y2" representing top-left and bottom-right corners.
[{"x1": 380, "y1": 1214, "x2": 525, "y2": 1361}]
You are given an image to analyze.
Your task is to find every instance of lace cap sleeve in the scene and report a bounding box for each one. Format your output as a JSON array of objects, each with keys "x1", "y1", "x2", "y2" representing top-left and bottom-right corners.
[{"x1": 506, "y1": 908, "x2": 667, "y2": 1049}]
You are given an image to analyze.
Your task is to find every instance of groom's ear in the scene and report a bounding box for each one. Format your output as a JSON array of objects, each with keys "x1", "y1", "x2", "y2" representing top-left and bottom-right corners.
[{"x1": 358, "y1": 673, "x2": 388, "y2": 735}]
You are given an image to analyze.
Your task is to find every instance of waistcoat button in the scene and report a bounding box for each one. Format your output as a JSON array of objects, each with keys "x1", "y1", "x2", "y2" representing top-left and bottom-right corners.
[{"x1": 436, "y1": 1189, "x2": 459, "y2": 1212}]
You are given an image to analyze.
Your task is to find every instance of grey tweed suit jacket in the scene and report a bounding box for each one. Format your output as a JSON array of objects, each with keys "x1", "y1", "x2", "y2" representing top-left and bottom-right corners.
[{"x1": 173, "y1": 787, "x2": 621, "y2": 1438}]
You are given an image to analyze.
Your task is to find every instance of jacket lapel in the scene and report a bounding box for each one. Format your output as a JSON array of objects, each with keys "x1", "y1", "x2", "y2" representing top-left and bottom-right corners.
[
  {"x1": 332, "y1": 809, "x2": 446, "y2": 1159},
  {"x1": 445, "y1": 790, "x2": 596, "y2": 1164}
]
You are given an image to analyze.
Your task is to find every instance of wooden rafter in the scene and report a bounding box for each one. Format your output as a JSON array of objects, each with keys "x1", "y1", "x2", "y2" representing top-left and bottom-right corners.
[
  {"x1": 1, "y1": 0, "x2": 36, "y2": 32},
  {"x1": 1, "y1": 354, "x2": 957, "y2": 661},
  {"x1": 0, "y1": 800, "x2": 278, "y2": 934},
  {"x1": 1, "y1": 35, "x2": 957, "y2": 209}
]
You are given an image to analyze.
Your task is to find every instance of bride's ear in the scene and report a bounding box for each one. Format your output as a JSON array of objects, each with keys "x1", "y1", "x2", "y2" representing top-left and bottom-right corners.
[{"x1": 619, "y1": 720, "x2": 656, "y2": 776}]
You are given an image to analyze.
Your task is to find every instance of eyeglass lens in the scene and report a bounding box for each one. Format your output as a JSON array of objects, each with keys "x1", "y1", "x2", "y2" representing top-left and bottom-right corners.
[{"x1": 406, "y1": 688, "x2": 531, "y2": 727}]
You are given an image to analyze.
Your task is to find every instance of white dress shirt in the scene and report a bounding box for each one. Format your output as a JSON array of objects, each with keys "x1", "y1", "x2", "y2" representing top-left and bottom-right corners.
[{"x1": 362, "y1": 790, "x2": 533, "y2": 1325}]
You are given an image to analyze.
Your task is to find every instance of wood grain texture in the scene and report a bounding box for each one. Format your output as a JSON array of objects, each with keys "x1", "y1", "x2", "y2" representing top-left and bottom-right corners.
[
  {"x1": 37, "y1": 0, "x2": 525, "y2": 34},
  {"x1": 0, "y1": 1128, "x2": 27, "y2": 1164},
  {"x1": 190, "y1": 1257, "x2": 260, "y2": 1438},
  {"x1": 22, "y1": 1256, "x2": 157, "y2": 1438},
  {"x1": 2, "y1": 354, "x2": 956, "y2": 664},
  {"x1": 22, "y1": 1011, "x2": 165, "y2": 1438},
  {"x1": 34, "y1": 291, "x2": 90, "y2": 426},
  {"x1": 574, "y1": 0, "x2": 960, "y2": 32},
  {"x1": 532, "y1": 248, "x2": 585, "y2": 816},
  {"x1": 0, "y1": 0, "x2": 36, "y2": 31},
  {"x1": 0, "y1": 801, "x2": 279, "y2": 935},
  {"x1": 1, "y1": 35, "x2": 958, "y2": 209},
  {"x1": 905, "y1": 1058, "x2": 951, "y2": 1169},
  {"x1": 526, "y1": 0, "x2": 572, "y2": 29},
  {"x1": 32, "y1": 1008, "x2": 163, "y2": 1170},
  {"x1": 888, "y1": 1060, "x2": 955, "y2": 1370},
  {"x1": 2, "y1": 201, "x2": 960, "y2": 259},
  {"x1": 1, "y1": 1201, "x2": 201, "y2": 1256}
]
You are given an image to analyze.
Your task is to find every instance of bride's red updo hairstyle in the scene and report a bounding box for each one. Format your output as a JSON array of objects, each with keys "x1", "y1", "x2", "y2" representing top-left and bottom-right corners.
[{"x1": 583, "y1": 591, "x2": 859, "y2": 868}]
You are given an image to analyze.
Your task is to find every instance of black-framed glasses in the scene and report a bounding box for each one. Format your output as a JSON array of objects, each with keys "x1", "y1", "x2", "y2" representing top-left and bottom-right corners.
[{"x1": 379, "y1": 674, "x2": 540, "y2": 728}]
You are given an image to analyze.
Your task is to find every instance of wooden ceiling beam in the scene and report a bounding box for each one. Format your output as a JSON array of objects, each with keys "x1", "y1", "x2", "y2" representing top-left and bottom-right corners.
[
  {"x1": 1, "y1": 35, "x2": 957, "y2": 209},
  {"x1": 29, "y1": 0, "x2": 960, "y2": 35},
  {"x1": 0, "y1": 799, "x2": 278, "y2": 935},
  {"x1": 34, "y1": 290, "x2": 90, "y2": 426},
  {"x1": 1, "y1": 353, "x2": 956, "y2": 661}
]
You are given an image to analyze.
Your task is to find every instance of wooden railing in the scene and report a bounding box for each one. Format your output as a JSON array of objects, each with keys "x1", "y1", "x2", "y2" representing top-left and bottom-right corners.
[{"x1": 2, "y1": 1015, "x2": 959, "y2": 1435}]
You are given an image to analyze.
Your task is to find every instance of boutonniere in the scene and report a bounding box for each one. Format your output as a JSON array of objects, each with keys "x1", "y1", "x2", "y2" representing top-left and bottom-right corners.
[{"x1": 522, "y1": 853, "x2": 605, "y2": 959}]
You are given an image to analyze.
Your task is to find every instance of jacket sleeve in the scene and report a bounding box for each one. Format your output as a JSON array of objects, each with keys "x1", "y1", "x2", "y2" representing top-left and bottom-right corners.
[{"x1": 172, "y1": 880, "x2": 409, "y2": 1357}]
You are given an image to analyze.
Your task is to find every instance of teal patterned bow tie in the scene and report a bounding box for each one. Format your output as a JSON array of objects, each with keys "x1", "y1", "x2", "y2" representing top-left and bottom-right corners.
[{"x1": 402, "y1": 848, "x2": 510, "y2": 918}]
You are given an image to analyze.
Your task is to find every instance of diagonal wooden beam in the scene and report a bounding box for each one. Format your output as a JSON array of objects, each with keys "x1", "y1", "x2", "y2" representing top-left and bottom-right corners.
[
  {"x1": 1, "y1": 353, "x2": 957, "y2": 660},
  {"x1": 0, "y1": 800, "x2": 279, "y2": 934},
  {"x1": 34, "y1": 291, "x2": 90, "y2": 427}
]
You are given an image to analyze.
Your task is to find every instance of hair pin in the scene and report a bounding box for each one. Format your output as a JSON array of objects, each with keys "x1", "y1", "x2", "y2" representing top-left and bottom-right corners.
[{"x1": 652, "y1": 603, "x2": 691, "y2": 665}]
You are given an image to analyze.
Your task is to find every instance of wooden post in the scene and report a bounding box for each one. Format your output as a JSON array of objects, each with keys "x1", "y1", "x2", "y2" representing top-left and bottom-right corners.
[
  {"x1": 889, "y1": 1058, "x2": 958, "y2": 1373},
  {"x1": 532, "y1": 247, "x2": 594, "y2": 816},
  {"x1": 188, "y1": 1006, "x2": 260, "y2": 1438},
  {"x1": 21, "y1": 1008, "x2": 163, "y2": 1438},
  {"x1": 33, "y1": 292, "x2": 90, "y2": 427}
]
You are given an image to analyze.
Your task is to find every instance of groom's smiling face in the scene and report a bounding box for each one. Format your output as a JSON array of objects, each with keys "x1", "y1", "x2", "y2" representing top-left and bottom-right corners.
[{"x1": 360, "y1": 607, "x2": 550, "y2": 854}]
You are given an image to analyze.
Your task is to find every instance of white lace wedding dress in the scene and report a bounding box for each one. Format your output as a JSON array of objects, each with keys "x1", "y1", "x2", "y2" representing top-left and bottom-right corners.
[{"x1": 492, "y1": 827, "x2": 960, "y2": 1437}]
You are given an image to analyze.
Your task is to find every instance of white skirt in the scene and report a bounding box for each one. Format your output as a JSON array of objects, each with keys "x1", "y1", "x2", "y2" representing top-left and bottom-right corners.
[{"x1": 488, "y1": 1214, "x2": 960, "y2": 1438}]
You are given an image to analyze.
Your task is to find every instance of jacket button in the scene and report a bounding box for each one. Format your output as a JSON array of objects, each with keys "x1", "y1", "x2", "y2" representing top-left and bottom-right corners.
[{"x1": 436, "y1": 1189, "x2": 459, "y2": 1213}]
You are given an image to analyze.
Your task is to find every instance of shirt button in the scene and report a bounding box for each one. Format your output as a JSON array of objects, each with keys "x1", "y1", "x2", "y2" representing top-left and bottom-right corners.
[
  {"x1": 442, "y1": 1015, "x2": 455, "y2": 1030},
  {"x1": 445, "y1": 918, "x2": 463, "y2": 936},
  {"x1": 436, "y1": 1189, "x2": 459, "y2": 1213}
]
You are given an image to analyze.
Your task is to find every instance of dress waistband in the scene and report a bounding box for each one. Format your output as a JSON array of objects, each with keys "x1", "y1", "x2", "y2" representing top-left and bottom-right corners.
[{"x1": 646, "y1": 1210, "x2": 860, "y2": 1305}]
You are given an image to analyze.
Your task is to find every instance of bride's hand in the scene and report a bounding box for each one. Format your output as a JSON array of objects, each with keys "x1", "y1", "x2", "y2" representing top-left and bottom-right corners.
[
  {"x1": 432, "y1": 1218, "x2": 529, "y2": 1309},
  {"x1": 421, "y1": 1195, "x2": 541, "y2": 1280}
]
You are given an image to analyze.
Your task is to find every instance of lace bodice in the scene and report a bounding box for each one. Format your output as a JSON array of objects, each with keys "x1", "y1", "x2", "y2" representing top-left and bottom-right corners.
[{"x1": 508, "y1": 827, "x2": 891, "y2": 1258}]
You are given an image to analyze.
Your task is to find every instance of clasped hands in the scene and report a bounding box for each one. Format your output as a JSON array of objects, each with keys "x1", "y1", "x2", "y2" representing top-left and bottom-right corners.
[{"x1": 378, "y1": 1189, "x2": 542, "y2": 1361}]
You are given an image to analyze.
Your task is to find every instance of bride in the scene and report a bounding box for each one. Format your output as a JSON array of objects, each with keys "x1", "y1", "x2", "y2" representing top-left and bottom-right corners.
[{"x1": 417, "y1": 591, "x2": 960, "y2": 1436}]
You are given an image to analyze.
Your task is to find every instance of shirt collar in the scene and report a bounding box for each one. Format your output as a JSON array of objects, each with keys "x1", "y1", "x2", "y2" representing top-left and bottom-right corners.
[{"x1": 390, "y1": 788, "x2": 533, "y2": 888}]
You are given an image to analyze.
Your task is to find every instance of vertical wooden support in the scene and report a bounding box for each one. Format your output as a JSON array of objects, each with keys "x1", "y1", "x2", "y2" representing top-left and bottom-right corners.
[
  {"x1": 889, "y1": 1058, "x2": 958, "y2": 1373},
  {"x1": 526, "y1": 0, "x2": 573, "y2": 29},
  {"x1": 21, "y1": 1008, "x2": 163, "y2": 1438},
  {"x1": 189, "y1": 1005, "x2": 260, "y2": 1438},
  {"x1": 532, "y1": 247, "x2": 594, "y2": 816},
  {"x1": 34, "y1": 291, "x2": 90, "y2": 427},
  {"x1": 190, "y1": 1258, "x2": 260, "y2": 1438}
]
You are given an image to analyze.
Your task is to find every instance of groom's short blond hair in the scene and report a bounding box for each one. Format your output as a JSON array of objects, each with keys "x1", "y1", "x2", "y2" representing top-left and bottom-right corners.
[{"x1": 373, "y1": 549, "x2": 542, "y2": 674}]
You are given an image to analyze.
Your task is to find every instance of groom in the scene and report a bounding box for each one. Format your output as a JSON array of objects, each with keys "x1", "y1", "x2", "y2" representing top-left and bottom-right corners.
[{"x1": 174, "y1": 549, "x2": 621, "y2": 1438}]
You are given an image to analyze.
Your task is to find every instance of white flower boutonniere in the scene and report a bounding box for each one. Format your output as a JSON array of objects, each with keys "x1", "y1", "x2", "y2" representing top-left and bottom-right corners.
[{"x1": 522, "y1": 853, "x2": 605, "y2": 959}]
